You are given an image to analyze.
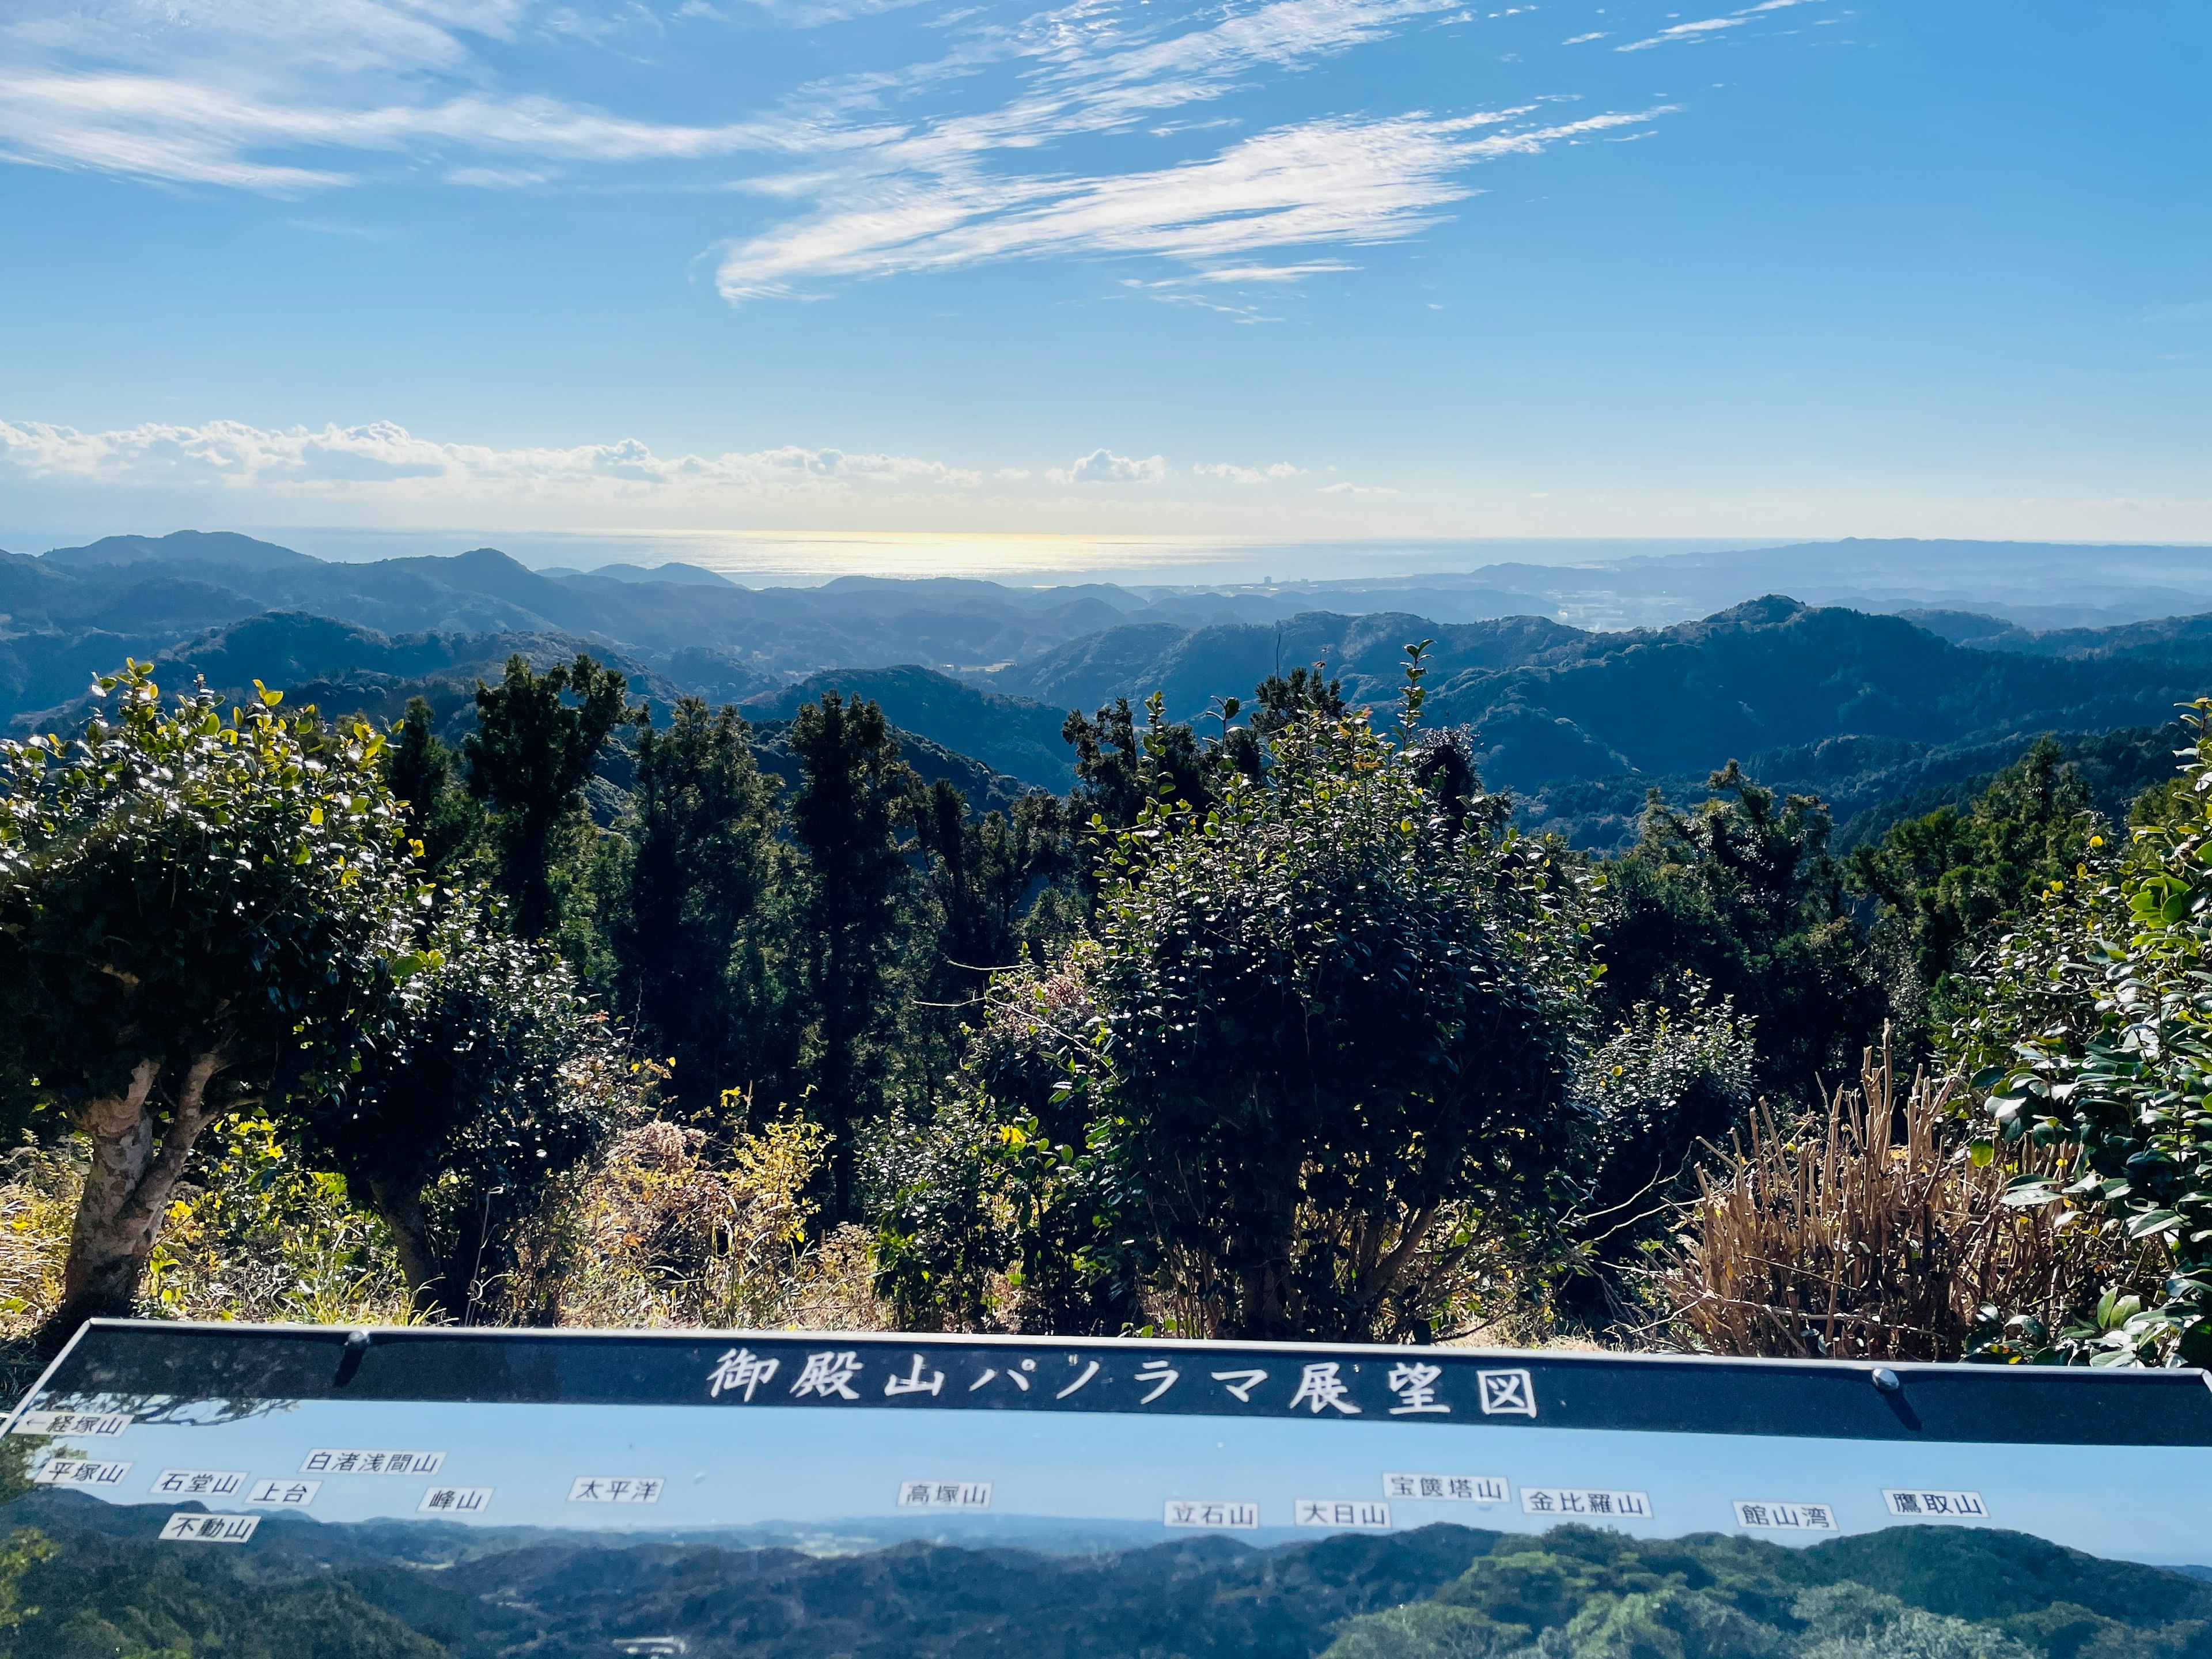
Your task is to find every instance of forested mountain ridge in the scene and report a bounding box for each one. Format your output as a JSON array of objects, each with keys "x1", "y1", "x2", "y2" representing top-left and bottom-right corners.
[
  {"x1": 12, "y1": 532, "x2": 2212, "y2": 741},
  {"x1": 743, "y1": 664, "x2": 1081, "y2": 789},
  {"x1": 16, "y1": 563, "x2": 2212, "y2": 851},
  {"x1": 11, "y1": 1493, "x2": 2210, "y2": 1659},
  {"x1": 988, "y1": 594, "x2": 2212, "y2": 775}
]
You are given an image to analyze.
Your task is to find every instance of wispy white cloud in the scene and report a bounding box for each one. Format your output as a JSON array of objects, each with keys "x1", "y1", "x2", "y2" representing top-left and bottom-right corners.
[
  {"x1": 0, "y1": 416, "x2": 983, "y2": 499},
  {"x1": 1047, "y1": 447, "x2": 1166, "y2": 483},
  {"x1": 1318, "y1": 479, "x2": 1396, "y2": 494},
  {"x1": 1195, "y1": 460, "x2": 1304, "y2": 483},
  {"x1": 717, "y1": 105, "x2": 1663, "y2": 298},
  {"x1": 446, "y1": 164, "x2": 559, "y2": 187},
  {"x1": 0, "y1": 67, "x2": 810, "y2": 188},
  {"x1": 1562, "y1": 30, "x2": 1609, "y2": 43},
  {"x1": 1616, "y1": 17, "x2": 1744, "y2": 51},
  {"x1": 1185, "y1": 260, "x2": 1354, "y2": 283},
  {"x1": 0, "y1": 0, "x2": 1677, "y2": 300}
]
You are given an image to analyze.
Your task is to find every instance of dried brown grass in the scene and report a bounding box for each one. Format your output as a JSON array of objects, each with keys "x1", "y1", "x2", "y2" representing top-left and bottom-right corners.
[
  {"x1": 509, "y1": 1116, "x2": 889, "y2": 1332},
  {"x1": 1649, "y1": 1041, "x2": 2157, "y2": 1359}
]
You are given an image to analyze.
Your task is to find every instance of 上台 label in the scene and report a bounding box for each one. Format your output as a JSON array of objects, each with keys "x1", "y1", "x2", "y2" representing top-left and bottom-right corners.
[{"x1": 248, "y1": 1479, "x2": 320, "y2": 1507}]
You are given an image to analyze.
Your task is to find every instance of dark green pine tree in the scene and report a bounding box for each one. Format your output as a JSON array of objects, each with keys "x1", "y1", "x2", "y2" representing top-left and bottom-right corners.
[
  {"x1": 1849, "y1": 734, "x2": 2101, "y2": 1032},
  {"x1": 1061, "y1": 691, "x2": 1216, "y2": 832},
  {"x1": 787, "y1": 691, "x2": 916, "y2": 1221},
  {"x1": 463, "y1": 653, "x2": 635, "y2": 938},
  {"x1": 384, "y1": 696, "x2": 485, "y2": 878},
  {"x1": 1596, "y1": 761, "x2": 1887, "y2": 1105},
  {"x1": 613, "y1": 698, "x2": 783, "y2": 1119},
  {"x1": 909, "y1": 781, "x2": 1070, "y2": 1013}
]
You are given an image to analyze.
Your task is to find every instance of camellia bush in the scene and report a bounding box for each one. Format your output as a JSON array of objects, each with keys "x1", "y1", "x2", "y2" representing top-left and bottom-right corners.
[
  {"x1": 0, "y1": 663, "x2": 423, "y2": 1338},
  {"x1": 308, "y1": 902, "x2": 626, "y2": 1323},
  {"x1": 880, "y1": 653, "x2": 1600, "y2": 1343},
  {"x1": 1946, "y1": 698, "x2": 2212, "y2": 1366}
]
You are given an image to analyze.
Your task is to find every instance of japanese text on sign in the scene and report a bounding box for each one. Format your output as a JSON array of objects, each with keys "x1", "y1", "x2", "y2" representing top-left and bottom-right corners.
[
  {"x1": 898, "y1": 1480, "x2": 993, "y2": 1509},
  {"x1": 1297, "y1": 1500, "x2": 1391, "y2": 1528},
  {"x1": 1733, "y1": 1501, "x2": 1837, "y2": 1531},
  {"x1": 568, "y1": 1477, "x2": 664, "y2": 1503},
  {"x1": 419, "y1": 1486, "x2": 493, "y2": 1514},
  {"x1": 248, "y1": 1479, "x2": 319, "y2": 1507},
  {"x1": 13, "y1": 1411, "x2": 128, "y2": 1437},
  {"x1": 302, "y1": 1449, "x2": 446, "y2": 1475},
  {"x1": 159, "y1": 1512, "x2": 259, "y2": 1544},
  {"x1": 1522, "y1": 1488, "x2": 1650, "y2": 1519},
  {"x1": 1884, "y1": 1490, "x2": 1987, "y2": 1519},
  {"x1": 1477, "y1": 1370, "x2": 1537, "y2": 1418},
  {"x1": 151, "y1": 1469, "x2": 246, "y2": 1498},
  {"x1": 1384, "y1": 1473, "x2": 1509, "y2": 1503},
  {"x1": 1164, "y1": 1501, "x2": 1259, "y2": 1529},
  {"x1": 33, "y1": 1459, "x2": 130, "y2": 1487}
]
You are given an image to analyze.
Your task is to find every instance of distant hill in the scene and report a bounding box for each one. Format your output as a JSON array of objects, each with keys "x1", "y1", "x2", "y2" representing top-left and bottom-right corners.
[
  {"x1": 43, "y1": 529, "x2": 322, "y2": 572},
  {"x1": 1326, "y1": 1521, "x2": 2212, "y2": 1659},
  {"x1": 13, "y1": 1492, "x2": 2212, "y2": 1659},
  {"x1": 744, "y1": 665, "x2": 1077, "y2": 790},
  {"x1": 962, "y1": 596, "x2": 2212, "y2": 832},
  {"x1": 982, "y1": 611, "x2": 1583, "y2": 717},
  {"x1": 7, "y1": 612, "x2": 1035, "y2": 824},
  {"x1": 13, "y1": 531, "x2": 2212, "y2": 846}
]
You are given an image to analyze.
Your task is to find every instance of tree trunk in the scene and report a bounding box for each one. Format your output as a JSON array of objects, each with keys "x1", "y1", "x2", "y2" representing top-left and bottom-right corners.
[
  {"x1": 364, "y1": 1175, "x2": 464, "y2": 1323},
  {"x1": 45, "y1": 1052, "x2": 226, "y2": 1344}
]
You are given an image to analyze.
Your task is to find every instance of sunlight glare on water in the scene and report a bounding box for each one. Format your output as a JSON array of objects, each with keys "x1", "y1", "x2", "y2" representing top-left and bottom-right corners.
[{"x1": 249, "y1": 529, "x2": 1775, "y2": 586}]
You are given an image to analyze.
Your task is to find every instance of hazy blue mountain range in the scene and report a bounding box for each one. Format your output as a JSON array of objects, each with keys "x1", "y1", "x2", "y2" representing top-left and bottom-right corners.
[
  {"x1": 743, "y1": 665, "x2": 1081, "y2": 790},
  {"x1": 11, "y1": 1490, "x2": 2212, "y2": 1659},
  {"x1": 9, "y1": 532, "x2": 2212, "y2": 849},
  {"x1": 7, "y1": 533, "x2": 2212, "y2": 721}
]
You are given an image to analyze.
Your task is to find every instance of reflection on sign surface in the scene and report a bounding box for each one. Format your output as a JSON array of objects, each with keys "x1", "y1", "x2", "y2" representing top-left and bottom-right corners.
[{"x1": 2, "y1": 1321, "x2": 2210, "y2": 1658}]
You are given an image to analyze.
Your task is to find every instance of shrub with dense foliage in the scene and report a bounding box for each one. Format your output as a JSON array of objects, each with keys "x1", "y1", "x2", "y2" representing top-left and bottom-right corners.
[
  {"x1": 310, "y1": 903, "x2": 627, "y2": 1321},
  {"x1": 0, "y1": 664, "x2": 422, "y2": 1336},
  {"x1": 881, "y1": 663, "x2": 1601, "y2": 1342},
  {"x1": 1942, "y1": 700, "x2": 2212, "y2": 1365}
]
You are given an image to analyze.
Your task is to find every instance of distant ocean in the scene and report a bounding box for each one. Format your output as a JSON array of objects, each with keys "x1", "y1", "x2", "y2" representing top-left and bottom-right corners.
[{"x1": 162, "y1": 529, "x2": 1787, "y2": 587}]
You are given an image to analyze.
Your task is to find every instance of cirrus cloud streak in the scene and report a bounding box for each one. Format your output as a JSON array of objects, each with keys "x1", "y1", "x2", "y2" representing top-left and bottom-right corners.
[{"x1": 716, "y1": 105, "x2": 1666, "y2": 298}]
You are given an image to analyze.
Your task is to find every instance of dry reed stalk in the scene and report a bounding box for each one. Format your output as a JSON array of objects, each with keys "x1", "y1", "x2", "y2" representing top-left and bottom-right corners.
[
  {"x1": 1652, "y1": 1038, "x2": 2151, "y2": 1359},
  {"x1": 512, "y1": 1118, "x2": 890, "y2": 1331}
]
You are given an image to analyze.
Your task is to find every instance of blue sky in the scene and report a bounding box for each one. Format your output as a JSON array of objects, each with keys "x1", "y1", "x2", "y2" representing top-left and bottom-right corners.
[
  {"x1": 0, "y1": 0, "x2": 2207, "y2": 554},
  {"x1": 27, "y1": 1395, "x2": 2212, "y2": 1568}
]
